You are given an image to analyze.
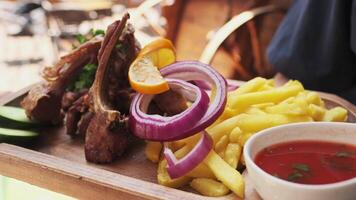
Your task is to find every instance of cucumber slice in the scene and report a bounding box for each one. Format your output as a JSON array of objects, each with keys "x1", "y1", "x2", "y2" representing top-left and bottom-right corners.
[
  {"x1": 0, "y1": 127, "x2": 39, "y2": 145},
  {"x1": 0, "y1": 106, "x2": 38, "y2": 128},
  {"x1": 0, "y1": 127, "x2": 38, "y2": 137}
]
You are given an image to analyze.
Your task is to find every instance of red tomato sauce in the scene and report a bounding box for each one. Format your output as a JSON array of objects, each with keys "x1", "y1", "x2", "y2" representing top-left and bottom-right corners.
[{"x1": 255, "y1": 140, "x2": 356, "y2": 184}]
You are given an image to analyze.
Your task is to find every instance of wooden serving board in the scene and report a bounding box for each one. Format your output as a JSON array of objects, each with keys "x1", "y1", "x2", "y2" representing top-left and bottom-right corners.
[{"x1": 0, "y1": 80, "x2": 355, "y2": 200}]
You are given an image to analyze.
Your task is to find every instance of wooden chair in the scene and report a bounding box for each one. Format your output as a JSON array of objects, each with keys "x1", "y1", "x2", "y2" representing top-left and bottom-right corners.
[
  {"x1": 165, "y1": 0, "x2": 291, "y2": 81},
  {"x1": 199, "y1": 2, "x2": 290, "y2": 80}
]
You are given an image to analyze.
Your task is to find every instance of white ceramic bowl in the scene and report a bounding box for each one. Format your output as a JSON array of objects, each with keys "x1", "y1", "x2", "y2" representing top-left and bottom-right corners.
[{"x1": 244, "y1": 122, "x2": 356, "y2": 200}]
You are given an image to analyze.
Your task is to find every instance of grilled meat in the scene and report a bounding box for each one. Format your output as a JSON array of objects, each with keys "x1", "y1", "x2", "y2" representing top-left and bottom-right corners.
[
  {"x1": 21, "y1": 39, "x2": 101, "y2": 124},
  {"x1": 21, "y1": 13, "x2": 139, "y2": 163},
  {"x1": 85, "y1": 13, "x2": 139, "y2": 163}
]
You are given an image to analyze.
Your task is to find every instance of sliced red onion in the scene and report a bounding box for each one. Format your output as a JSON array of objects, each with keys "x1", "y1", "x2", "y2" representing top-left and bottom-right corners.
[
  {"x1": 130, "y1": 78, "x2": 210, "y2": 140},
  {"x1": 194, "y1": 80, "x2": 211, "y2": 90},
  {"x1": 160, "y1": 61, "x2": 227, "y2": 135},
  {"x1": 129, "y1": 61, "x2": 227, "y2": 141},
  {"x1": 195, "y1": 80, "x2": 239, "y2": 92},
  {"x1": 164, "y1": 131, "x2": 213, "y2": 179},
  {"x1": 227, "y1": 82, "x2": 240, "y2": 91}
]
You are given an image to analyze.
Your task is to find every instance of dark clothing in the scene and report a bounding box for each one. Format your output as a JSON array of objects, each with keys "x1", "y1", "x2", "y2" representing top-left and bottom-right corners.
[{"x1": 268, "y1": 0, "x2": 356, "y2": 104}]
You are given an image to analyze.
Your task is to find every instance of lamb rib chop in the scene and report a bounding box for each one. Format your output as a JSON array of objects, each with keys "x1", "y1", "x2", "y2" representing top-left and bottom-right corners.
[
  {"x1": 85, "y1": 13, "x2": 139, "y2": 163},
  {"x1": 22, "y1": 13, "x2": 139, "y2": 163},
  {"x1": 21, "y1": 39, "x2": 101, "y2": 124}
]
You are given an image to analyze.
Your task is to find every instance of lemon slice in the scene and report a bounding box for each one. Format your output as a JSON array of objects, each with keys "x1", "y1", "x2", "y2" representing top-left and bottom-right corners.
[
  {"x1": 129, "y1": 57, "x2": 169, "y2": 94},
  {"x1": 138, "y1": 38, "x2": 176, "y2": 69},
  {"x1": 129, "y1": 38, "x2": 176, "y2": 94}
]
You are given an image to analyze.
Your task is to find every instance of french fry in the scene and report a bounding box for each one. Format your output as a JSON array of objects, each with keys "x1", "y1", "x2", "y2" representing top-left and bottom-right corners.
[
  {"x1": 286, "y1": 115, "x2": 313, "y2": 122},
  {"x1": 212, "y1": 112, "x2": 315, "y2": 144},
  {"x1": 204, "y1": 150, "x2": 245, "y2": 198},
  {"x1": 224, "y1": 143, "x2": 242, "y2": 169},
  {"x1": 157, "y1": 159, "x2": 191, "y2": 188},
  {"x1": 187, "y1": 163, "x2": 215, "y2": 179},
  {"x1": 171, "y1": 133, "x2": 201, "y2": 151},
  {"x1": 280, "y1": 96, "x2": 295, "y2": 104},
  {"x1": 229, "y1": 126, "x2": 242, "y2": 143},
  {"x1": 245, "y1": 107, "x2": 266, "y2": 115},
  {"x1": 283, "y1": 80, "x2": 300, "y2": 87},
  {"x1": 229, "y1": 77, "x2": 267, "y2": 97},
  {"x1": 145, "y1": 141, "x2": 162, "y2": 163},
  {"x1": 219, "y1": 107, "x2": 237, "y2": 120},
  {"x1": 323, "y1": 107, "x2": 348, "y2": 122},
  {"x1": 257, "y1": 83, "x2": 274, "y2": 91},
  {"x1": 231, "y1": 113, "x2": 289, "y2": 133},
  {"x1": 252, "y1": 102, "x2": 275, "y2": 109},
  {"x1": 265, "y1": 102, "x2": 307, "y2": 116},
  {"x1": 207, "y1": 116, "x2": 225, "y2": 131},
  {"x1": 174, "y1": 145, "x2": 192, "y2": 157},
  {"x1": 293, "y1": 96, "x2": 309, "y2": 109},
  {"x1": 157, "y1": 145, "x2": 193, "y2": 187},
  {"x1": 190, "y1": 178, "x2": 230, "y2": 197},
  {"x1": 306, "y1": 91, "x2": 325, "y2": 106},
  {"x1": 229, "y1": 81, "x2": 304, "y2": 111},
  {"x1": 234, "y1": 113, "x2": 312, "y2": 133},
  {"x1": 209, "y1": 115, "x2": 245, "y2": 143},
  {"x1": 168, "y1": 141, "x2": 185, "y2": 152},
  {"x1": 266, "y1": 79, "x2": 275, "y2": 86},
  {"x1": 308, "y1": 104, "x2": 326, "y2": 121},
  {"x1": 154, "y1": 77, "x2": 350, "y2": 198},
  {"x1": 237, "y1": 132, "x2": 253, "y2": 146},
  {"x1": 215, "y1": 135, "x2": 229, "y2": 157}
]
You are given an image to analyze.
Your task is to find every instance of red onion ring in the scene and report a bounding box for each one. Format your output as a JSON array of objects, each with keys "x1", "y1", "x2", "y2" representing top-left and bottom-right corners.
[
  {"x1": 195, "y1": 80, "x2": 239, "y2": 91},
  {"x1": 129, "y1": 61, "x2": 227, "y2": 141},
  {"x1": 164, "y1": 131, "x2": 213, "y2": 179},
  {"x1": 160, "y1": 61, "x2": 227, "y2": 135},
  {"x1": 130, "y1": 78, "x2": 210, "y2": 140}
]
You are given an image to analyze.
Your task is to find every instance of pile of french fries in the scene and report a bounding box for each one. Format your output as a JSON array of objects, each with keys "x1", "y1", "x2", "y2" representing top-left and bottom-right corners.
[{"x1": 145, "y1": 77, "x2": 348, "y2": 198}]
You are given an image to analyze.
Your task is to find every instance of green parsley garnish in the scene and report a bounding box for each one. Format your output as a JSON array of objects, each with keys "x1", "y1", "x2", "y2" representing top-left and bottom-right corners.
[
  {"x1": 91, "y1": 29, "x2": 105, "y2": 37},
  {"x1": 68, "y1": 63, "x2": 97, "y2": 91},
  {"x1": 76, "y1": 34, "x2": 88, "y2": 44},
  {"x1": 115, "y1": 43, "x2": 123, "y2": 50},
  {"x1": 287, "y1": 171, "x2": 304, "y2": 182},
  {"x1": 74, "y1": 29, "x2": 105, "y2": 47},
  {"x1": 293, "y1": 163, "x2": 310, "y2": 172}
]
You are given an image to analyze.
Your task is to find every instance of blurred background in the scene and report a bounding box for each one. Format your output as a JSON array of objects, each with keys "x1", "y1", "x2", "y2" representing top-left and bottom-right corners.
[
  {"x1": 0, "y1": 0, "x2": 292, "y2": 96},
  {"x1": 0, "y1": 0, "x2": 290, "y2": 199}
]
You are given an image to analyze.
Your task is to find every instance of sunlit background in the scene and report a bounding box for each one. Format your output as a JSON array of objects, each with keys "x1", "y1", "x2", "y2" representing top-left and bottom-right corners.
[{"x1": 0, "y1": 0, "x2": 181, "y2": 95}]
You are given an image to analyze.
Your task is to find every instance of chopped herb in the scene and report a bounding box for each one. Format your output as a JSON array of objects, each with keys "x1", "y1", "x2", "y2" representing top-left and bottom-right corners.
[
  {"x1": 115, "y1": 43, "x2": 123, "y2": 50},
  {"x1": 76, "y1": 34, "x2": 88, "y2": 44},
  {"x1": 335, "y1": 151, "x2": 352, "y2": 158},
  {"x1": 322, "y1": 156, "x2": 354, "y2": 171},
  {"x1": 68, "y1": 63, "x2": 97, "y2": 91},
  {"x1": 293, "y1": 163, "x2": 310, "y2": 172},
  {"x1": 286, "y1": 163, "x2": 310, "y2": 182},
  {"x1": 287, "y1": 171, "x2": 304, "y2": 182},
  {"x1": 73, "y1": 29, "x2": 105, "y2": 49},
  {"x1": 91, "y1": 29, "x2": 105, "y2": 37}
]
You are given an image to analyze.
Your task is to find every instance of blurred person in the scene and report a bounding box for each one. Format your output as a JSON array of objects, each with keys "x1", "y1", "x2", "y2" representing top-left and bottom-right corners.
[{"x1": 268, "y1": 0, "x2": 356, "y2": 104}]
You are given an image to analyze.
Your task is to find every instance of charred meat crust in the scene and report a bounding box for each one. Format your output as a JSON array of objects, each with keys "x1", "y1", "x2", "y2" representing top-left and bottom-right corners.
[
  {"x1": 21, "y1": 13, "x2": 139, "y2": 164},
  {"x1": 85, "y1": 13, "x2": 137, "y2": 163},
  {"x1": 65, "y1": 92, "x2": 90, "y2": 136},
  {"x1": 21, "y1": 39, "x2": 101, "y2": 124}
]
